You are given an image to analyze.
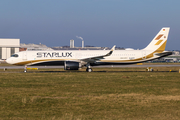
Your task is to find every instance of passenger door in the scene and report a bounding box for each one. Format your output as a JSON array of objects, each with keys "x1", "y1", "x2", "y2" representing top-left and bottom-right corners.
[{"x1": 22, "y1": 51, "x2": 27, "y2": 60}]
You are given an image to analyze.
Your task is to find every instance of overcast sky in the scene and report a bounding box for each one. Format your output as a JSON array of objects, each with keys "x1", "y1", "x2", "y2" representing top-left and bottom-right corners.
[{"x1": 0, "y1": 0, "x2": 180, "y2": 50}]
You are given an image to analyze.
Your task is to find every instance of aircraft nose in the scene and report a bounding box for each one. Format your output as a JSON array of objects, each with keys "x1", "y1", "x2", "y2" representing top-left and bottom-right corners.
[{"x1": 6, "y1": 58, "x2": 11, "y2": 64}]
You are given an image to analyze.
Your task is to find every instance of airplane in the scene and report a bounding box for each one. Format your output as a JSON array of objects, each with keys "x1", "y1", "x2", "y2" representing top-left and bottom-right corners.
[{"x1": 6, "y1": 27, "x2": 172, "y2": 72}]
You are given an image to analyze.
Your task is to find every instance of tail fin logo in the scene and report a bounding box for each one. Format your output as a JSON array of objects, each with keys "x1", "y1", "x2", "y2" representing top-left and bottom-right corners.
[
  {"x1": 143, "y1": 27, "x2": 169, "y2": 51},
  {"x1": 155, "y1": 40, "x2": 163, "y2": 45},
  {"x1": 155, "y1": 34, "x2": 164, "y2": 40}
]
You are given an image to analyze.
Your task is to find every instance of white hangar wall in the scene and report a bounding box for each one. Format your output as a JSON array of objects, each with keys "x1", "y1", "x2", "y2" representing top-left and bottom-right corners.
[{"x1": 0, "y1": 39, "x2": 20, "y2": 60}]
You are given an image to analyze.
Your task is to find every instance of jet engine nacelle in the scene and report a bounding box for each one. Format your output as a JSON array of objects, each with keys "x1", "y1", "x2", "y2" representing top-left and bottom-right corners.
[{"x1": 64, "y1": 61, "x2": 81, "y2": 70}]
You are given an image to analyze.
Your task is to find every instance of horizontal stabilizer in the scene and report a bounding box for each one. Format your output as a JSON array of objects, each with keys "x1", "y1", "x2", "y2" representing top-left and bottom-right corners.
[{"x1": 155, "y1": 51, "x2": 172, "y2": 57}]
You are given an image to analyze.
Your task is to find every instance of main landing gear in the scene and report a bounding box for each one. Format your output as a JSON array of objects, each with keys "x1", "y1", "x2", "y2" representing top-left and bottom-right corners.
[
  {"x1": 86, "y1": 68, "x2": 92, "y2": 72},
  {"x1": 86, "y1": 64, "x2": 93, "y2": 72}
]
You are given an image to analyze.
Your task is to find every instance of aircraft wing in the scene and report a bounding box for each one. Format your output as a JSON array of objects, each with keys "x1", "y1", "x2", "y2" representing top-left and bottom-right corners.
[{"x1": 80, "y1": 45, "x2": 116, "y2": 63}]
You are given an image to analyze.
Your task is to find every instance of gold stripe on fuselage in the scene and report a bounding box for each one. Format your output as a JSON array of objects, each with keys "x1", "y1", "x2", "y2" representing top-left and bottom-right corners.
[{"x1": 13, "y1": 59, "x2": 77, "y2": 65}]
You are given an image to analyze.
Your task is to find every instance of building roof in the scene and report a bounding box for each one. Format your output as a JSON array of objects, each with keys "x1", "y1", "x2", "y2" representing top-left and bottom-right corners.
[{"x1": 0, "y1": 39, "x2": 20, "y2": 47}]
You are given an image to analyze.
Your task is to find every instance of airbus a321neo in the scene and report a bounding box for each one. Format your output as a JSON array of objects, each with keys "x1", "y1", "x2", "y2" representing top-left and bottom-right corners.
[{"x1": 6, "y1": 27, "x2": 172, "y2": 72}]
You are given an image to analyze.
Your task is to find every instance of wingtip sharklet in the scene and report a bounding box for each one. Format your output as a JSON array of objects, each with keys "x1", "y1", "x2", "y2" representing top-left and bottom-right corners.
[
  {"x1": 105, "y1": 45, "x2": 116, "y2": 57},
  {"x1": 111, "y1": 45, "x2": 116, "y2": 51}
]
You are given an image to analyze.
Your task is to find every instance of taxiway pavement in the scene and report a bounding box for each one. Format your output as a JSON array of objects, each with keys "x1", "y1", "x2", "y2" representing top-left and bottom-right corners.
[{"x1": 1, "y1": 64, "x2": 180, "y2": 69}]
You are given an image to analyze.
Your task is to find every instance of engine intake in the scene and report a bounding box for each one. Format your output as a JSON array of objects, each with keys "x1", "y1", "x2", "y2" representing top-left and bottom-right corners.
[{"x1": 64, "y1": 61, "x2": 81, "y2": 70}]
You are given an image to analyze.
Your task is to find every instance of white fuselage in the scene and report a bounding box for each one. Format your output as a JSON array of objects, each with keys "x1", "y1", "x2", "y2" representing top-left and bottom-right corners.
[{"x1": 6, "y1": 49, "x2": 158, "y2": 66}]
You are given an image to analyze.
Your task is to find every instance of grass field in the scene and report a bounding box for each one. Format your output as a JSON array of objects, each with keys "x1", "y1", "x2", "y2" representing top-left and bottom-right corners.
[{"x1": 0, "y1": 67, "x2": 180, "y2": 120}]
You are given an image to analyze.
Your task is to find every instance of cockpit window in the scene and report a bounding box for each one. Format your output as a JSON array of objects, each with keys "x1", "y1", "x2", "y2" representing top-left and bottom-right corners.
[{"x1": 11, "y1": 54, "x2": 19, "y2": 57}]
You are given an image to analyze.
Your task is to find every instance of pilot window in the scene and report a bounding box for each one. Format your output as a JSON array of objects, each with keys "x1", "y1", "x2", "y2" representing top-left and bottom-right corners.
[{"x1": 11, "y1": 54, "x2": 19, "y2": 57}]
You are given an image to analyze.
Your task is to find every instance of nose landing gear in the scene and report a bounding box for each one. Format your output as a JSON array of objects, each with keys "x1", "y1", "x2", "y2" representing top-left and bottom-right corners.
[{"x1": 24, "y1": 65, "x2": 27, "y2": 73}]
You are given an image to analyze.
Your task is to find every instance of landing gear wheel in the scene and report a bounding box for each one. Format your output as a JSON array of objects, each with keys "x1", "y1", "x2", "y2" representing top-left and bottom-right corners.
[
  {"x1": 24, "y1": 65, "x2": 27, "y2": 73},
  {"x1": 86, "y1": 68, "x2": 93, "y2": 72}
]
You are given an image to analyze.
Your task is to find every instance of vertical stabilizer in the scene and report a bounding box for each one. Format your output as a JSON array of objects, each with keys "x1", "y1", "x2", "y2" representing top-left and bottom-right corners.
[{"x1": 143, "y1": 27, "x2": 170, "y2": 52}]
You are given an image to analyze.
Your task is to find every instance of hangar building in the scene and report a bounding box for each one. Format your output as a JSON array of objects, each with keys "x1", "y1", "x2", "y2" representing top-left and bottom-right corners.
[{"x1": 0, "y1": 39, "x2": 20, "y2": 60}]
